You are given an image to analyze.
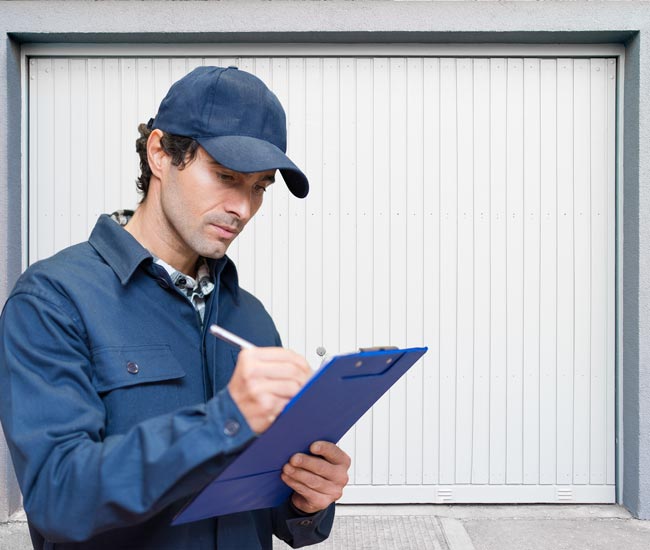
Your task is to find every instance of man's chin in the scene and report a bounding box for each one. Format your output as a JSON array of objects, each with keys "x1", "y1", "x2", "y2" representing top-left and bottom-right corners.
[
  {"x1": 199, "y1": 243, "x2": 229, "y2": 260},
  {"x1": 201, "y1": 249, "x2": 227, "y2": 260},
  {"x1": 193, "y1": 234, "x2": 233, "y2": 260}
]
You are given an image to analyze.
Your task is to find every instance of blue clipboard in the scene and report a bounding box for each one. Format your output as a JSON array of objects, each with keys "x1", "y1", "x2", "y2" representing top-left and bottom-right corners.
[{"x1": 172, "y1": 346, "x2": 428, "y2": 525}]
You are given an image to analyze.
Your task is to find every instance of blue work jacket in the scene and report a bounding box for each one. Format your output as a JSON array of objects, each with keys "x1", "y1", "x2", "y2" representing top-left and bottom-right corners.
[{"x1": 0, "y1": 215, "x2": 334, "y2": 549}]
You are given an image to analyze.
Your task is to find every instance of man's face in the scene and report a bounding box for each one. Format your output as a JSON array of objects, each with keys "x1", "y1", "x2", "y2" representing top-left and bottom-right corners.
[{"x1": 159, "y1": 146, "x2": 275, "y2": 260}]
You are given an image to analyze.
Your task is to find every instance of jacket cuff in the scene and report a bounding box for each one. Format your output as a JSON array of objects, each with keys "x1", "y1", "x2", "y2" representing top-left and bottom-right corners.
[
  {"x1": 210, "y1": 386, "x2": 256, "y2": 451},
  {"x1": 288, "y1": 498, "x2": 322, "y2": 518}
]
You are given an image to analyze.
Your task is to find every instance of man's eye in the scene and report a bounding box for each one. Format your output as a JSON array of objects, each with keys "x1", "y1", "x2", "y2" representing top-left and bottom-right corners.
[
  {"x1": 254, "y1": 185, "x2": 268, "y2": 195},
  {"x1": 217, "y1": 172, "x2": 235, "y2": 181}
]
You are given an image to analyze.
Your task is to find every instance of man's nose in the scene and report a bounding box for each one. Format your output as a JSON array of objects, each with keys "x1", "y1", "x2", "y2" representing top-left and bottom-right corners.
[{"x1": 224, "y1": 187, "x2": 252, "y2": 221}]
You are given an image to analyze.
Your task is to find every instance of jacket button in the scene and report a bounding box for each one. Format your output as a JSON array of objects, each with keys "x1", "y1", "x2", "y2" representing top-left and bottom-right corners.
[
  {"x1": 126, "y1": 361, "x2": 139, "y2": 374},
  {"x1": 224, "y1": 420, "x2": 240, "y2": 436},
  {"x1": 157, "y1": 278, "x2": 170, "y2": 289},
  {"x1": 299, "y1": 519, "x2": 313, "y2": 527}
]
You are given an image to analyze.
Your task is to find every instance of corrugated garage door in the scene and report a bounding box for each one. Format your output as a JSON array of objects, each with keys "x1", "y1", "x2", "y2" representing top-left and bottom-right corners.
[{"x1": 28, "y1": 52, "x2": 616, "y2": 503}]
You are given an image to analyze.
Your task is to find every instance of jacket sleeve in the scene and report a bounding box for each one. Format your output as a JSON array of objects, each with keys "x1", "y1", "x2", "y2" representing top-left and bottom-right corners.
[
  {"x1": 0, "y1": 290, "x2": 256, "y2": 543},
  {"x1": 271, "y1": 500, "x2": 335, "y2": 548}
]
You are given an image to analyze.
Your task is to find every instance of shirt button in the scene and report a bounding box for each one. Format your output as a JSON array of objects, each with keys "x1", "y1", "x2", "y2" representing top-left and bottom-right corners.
[
  {"x1": 299, "y1": 519, "x2": 313, "y2": 527},
  {"x1": 224, "y1": 420, "x2": 240, "y2": 437},
  {"x1": 126, "y1": 361, "x2": 139, "y2": 374}
]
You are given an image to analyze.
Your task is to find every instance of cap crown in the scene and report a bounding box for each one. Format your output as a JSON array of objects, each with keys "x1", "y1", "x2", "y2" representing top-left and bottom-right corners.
[{"x1": 152, "y1": 66, "x2": 287, "y2": 153}]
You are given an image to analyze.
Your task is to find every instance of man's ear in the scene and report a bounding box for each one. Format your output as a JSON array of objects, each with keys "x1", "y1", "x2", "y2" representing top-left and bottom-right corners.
[{"x1": 146, "y1": 129, "x2": 167, "y2": 180}]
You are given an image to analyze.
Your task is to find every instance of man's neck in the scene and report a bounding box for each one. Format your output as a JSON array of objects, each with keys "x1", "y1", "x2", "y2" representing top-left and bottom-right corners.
[{"x1": 124, "y1": 201, "x2": 199, "y2": 277}]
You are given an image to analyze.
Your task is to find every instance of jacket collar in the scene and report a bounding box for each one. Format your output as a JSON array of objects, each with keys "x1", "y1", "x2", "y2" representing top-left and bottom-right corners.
[
  {"x1": 89, "y1": 214, "x2": 152, "y2": 285},
  {"x1": 208, "y1": 254, "x2": 240, "y2": 304},
  {"x1": 88, "y1": 214, "x2": 240, "y2": 301}
]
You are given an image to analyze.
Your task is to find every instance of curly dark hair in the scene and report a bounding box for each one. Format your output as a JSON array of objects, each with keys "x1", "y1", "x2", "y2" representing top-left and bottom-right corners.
[{"x1": 135, "y1": 123, "x2": 200, "y2": 200}]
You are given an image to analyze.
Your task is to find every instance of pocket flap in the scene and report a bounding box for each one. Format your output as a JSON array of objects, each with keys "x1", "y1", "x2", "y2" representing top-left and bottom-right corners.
[{"x1": 91, "y1": 344, "x2": 186, "y2": 392}]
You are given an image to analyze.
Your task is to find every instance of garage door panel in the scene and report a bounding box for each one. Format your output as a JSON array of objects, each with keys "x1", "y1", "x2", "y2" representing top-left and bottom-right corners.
[
  {"x1": 539, "y1": 58, "x2": 559, "y2": 486},
  {"x1": 471, "y1": 58, "x2": 491, "y2": 486},
  {"x1": 557, "y1": 58, "x2": 575, "y2": 487},
  {"x1": 422, "y1": 57, "x2": 441, "y2": 487},
  {"x1": 371, "y1": 58, "x2": 391, "y2": 487},
  {"x1": 405, "y1": 58, "x2": 425, "y2": 487},
  {"x1": 606, "y1": 58, "x2": 617, "y2": 487},
  {"x1": 523, "y1": 58, "x2": 542, "y2": 486},
  {"x1": 29, "y1": 53, "x2": 616, "y2": 503},
  {"x1": 488, "y1": 58, "x2": 508, "y2": 486},
  {"x1": 506, "y1": 58, "x2": 525, "y2": 485}
]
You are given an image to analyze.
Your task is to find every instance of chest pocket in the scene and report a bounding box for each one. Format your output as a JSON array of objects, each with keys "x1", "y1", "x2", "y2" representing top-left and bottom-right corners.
[{"x1": 91, "y1": 344, "x2": 186, "y2": 435}]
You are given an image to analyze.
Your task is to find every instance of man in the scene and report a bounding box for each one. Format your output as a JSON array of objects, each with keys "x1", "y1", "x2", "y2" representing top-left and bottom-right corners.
[{"x1": 0, "y1": 66, "x2": 350, "y2": 549}]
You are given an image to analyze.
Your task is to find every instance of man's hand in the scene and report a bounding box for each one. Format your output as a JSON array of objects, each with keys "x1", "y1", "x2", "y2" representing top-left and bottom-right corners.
[
  {"x1": 281, "y1": 441, "x2": 351, "y2": 514},
  {"x1": 228, "y1": 347, "x2": 311, "y2": 434}
]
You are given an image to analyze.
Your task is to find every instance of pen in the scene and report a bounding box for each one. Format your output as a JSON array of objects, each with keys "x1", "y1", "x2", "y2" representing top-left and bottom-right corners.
[{"x1": 209, "y1": 324, "x2": 255, "y2": 350}]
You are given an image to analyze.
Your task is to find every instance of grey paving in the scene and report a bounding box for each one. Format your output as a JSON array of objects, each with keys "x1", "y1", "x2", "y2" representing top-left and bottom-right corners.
[
  {"x1": 0, "y1": 519, "x2": 31, "y2": 550},
  {"x1": 274, "y1": 504, "x2": 650, "y2": 550},
  {"x1": 275, "y1": 515, "x2": 449, "y2": 550},
  {"x1": 465, "y1": 517, "x2": 650, "y2": 550},
  {"x1": 4, "y1": 505, "x2": 650, "y2": 549}
]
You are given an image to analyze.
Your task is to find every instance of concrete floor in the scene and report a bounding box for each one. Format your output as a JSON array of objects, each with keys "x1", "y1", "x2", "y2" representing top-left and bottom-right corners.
[
  {"x1": 3, "y1": 504, "x2": 650, "y2": 549},
  {"x1": 275, "y1": 504, "x2": 650, "y2": 550}
]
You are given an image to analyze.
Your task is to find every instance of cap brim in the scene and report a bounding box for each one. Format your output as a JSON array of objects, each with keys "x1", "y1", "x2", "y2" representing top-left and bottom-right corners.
[{"x1": 197, "y1": 135, "x2": 309, "y2": 198}]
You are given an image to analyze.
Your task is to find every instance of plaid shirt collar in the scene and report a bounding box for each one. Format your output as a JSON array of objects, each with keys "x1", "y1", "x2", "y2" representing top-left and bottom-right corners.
[
  {"x1": 153, "y1": 256, "x2": 215, "y2": 300},
  {"x1": 109, "y1": 210, "x2": 216, "y2": 321}
]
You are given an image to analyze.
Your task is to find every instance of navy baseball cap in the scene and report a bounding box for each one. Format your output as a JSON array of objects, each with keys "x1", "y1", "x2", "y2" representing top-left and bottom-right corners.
[{"x1": 149, "y1": 66, "x2": 308, "y2": 198}]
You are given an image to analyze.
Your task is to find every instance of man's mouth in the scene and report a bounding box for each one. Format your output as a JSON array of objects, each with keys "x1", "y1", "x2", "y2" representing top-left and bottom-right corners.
[{"x1": 211, "y1": 224, "x2": 239, "y2": 239}]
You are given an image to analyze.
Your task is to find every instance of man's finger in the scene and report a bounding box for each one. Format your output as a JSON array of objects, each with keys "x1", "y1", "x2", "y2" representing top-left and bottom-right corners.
[
  {"x1": 309, "y1": 441, "x2": 351, "y2": 466},
  {"x1": 239, "y1": 363, "x2": 310, "y2": 385},
  {"x1": 249, "y1": 379, "x2": 303, "y2": 401},
  {"x1": 241, "y1": 347, "x2": 311, "y2": 373},
  {"x1": 287, "y1": 454, "x2": 349, "y2": 490},
  {"x1": 283, "y1": 462, "x2": 332, "y2": 493},
  {"x1": 281, "y1": 471, "x2": 330, "y2": 499},
  {"x1": 281, "y1": 473, "x2": 339, "y2": 513},
  {"x1": 228, "y1": 346, "x2": 314, "y2": 434},
  {"x1": 288, "y1": 453, "x2": 338, "y2": 481}
]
